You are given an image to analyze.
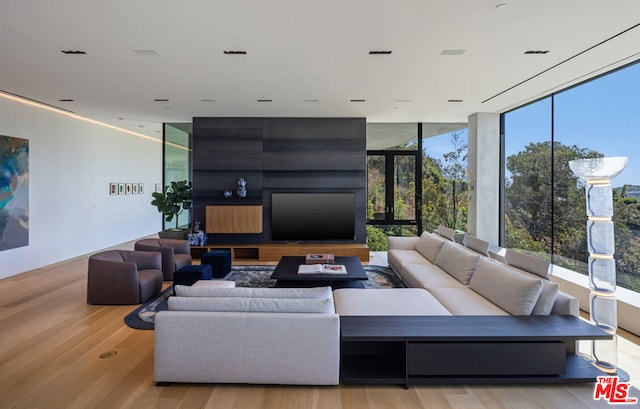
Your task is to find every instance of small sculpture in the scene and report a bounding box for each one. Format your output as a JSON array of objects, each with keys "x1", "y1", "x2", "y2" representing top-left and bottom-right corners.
[
  {"x1": 224, "y1": 189, "x2": 233, "y2": 198},
  {"x1": 237, "y1": 177, "x2": 247, "y2": 198}
]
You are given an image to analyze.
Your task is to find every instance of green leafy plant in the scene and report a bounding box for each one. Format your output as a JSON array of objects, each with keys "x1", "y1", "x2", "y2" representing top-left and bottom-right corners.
[{"x1": 150, "y1": 180, "x2": 193, "y2": 230}]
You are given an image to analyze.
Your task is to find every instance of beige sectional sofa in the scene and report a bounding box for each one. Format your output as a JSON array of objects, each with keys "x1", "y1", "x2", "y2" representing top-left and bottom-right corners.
[
  {"x1": 380, "y1": 229, "x2": 578, "y2": 317},
  {"x1": 154, "y1": 286, "x2": 339, "y2": 386},
  {"x1": 154, "y1": 229, "x2": 580, "y2": 386}
]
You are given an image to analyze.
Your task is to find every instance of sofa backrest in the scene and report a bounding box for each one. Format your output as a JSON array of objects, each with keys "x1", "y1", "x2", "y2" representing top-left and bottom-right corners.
[
  {"x1": 434, "y1": 241, "x2": 481, "y2": 285},
  {"x1": 436, "y1": 225, "x2": 456, "y2": 241},
  {"x1": 462, "y1": 234, "x2": 490, "y2": 256},
  {"x1": 174, "y1": 285, "x2": 333, "y2": 299},
  {"x1": 469, "y1": 258, "x2": 544, "y2": 315},
  {"x1": 168, "y1": 296, "x2": 335, "y2": 314},
  {"x1": 415, "y1": 232, "x2": 446, "y2": 263},
  {"x1": 504, "y1": 248, "x2": 550, "y2": 280}
]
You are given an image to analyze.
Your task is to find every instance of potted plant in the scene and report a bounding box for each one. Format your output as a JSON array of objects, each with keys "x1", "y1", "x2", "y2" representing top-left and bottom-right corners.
[{"x1": 151, "y1": 180, "x2": 193, "y2": 239}]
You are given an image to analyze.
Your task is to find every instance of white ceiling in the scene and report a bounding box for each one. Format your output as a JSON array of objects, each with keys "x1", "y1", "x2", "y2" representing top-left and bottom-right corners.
[{"x1": 1, "y1": 0, "x2": 639, "y2": 140}]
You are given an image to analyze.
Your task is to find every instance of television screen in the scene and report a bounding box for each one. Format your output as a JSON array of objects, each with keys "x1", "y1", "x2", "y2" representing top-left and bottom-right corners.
[{"x1": 271, "y1": 193, "x2": 355, "y2": 241}]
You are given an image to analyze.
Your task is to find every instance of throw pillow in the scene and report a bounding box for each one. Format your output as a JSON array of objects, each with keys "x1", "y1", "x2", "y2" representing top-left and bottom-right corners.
[
  {"x1": 434, "y1": 241, "x2": 480, "y2": 285},
  {"x1": 532, "y1": 279, "x2": 560, "y2": 315},
  {"x1": 462, "y1": 234, "x2": 490, "y2": 256},
  {"x1": 415, "y1": 232, "x2": 446, "y2": 263},
  {"x1": 505, "y1": 249, "x2": 550, "y2": 280},
  {"x1": 503, "y1": 264, "x2": 560, "y2": 315},
  {"x1": 469, "y1": 258, "x2": 543, "y2": 315},
  {"x1": 436, "y1": 225, "x2": 456, "y2": 241}
]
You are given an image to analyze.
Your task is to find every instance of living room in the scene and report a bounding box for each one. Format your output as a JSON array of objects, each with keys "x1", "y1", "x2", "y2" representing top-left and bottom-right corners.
[{"x1": 2, "y1": 1, "x2": 640, "y2": 408}]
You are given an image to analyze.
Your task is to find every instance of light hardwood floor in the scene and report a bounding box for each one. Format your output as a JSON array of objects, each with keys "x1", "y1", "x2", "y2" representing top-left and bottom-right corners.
[{"x1": 1, "y1": 239, "x2": 639, "y2": 409}]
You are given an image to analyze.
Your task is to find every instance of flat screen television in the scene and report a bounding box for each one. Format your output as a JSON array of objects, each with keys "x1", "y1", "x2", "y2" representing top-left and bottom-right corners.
[{"x1": 271, "y1": 193, "x2": 355, "y2": 241}]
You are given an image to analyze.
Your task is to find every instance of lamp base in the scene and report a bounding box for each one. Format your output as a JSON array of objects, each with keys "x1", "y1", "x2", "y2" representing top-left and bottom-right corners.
[{"x1": 614, "y1": 368, "x2": 631, "y2": 383}]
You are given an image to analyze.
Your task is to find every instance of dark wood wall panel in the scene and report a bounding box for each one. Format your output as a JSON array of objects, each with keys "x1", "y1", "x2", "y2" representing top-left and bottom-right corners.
[
  {"x1": 262, "y1": 171, "x2": 364, "y2": 189},
  {"x1": 192, "y1": 117, "x2": 366, "y2": 244}
]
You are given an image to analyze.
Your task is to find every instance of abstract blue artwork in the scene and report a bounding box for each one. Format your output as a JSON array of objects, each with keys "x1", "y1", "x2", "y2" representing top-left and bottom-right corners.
[{"x1": 0, "y1": 135, "x2": 28, "y2": 251}]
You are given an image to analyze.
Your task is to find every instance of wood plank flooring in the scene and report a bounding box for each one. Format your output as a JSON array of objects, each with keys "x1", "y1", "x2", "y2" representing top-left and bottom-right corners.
[{"x1": 1, "y1": 239, "x2": 639, "y2": 409}]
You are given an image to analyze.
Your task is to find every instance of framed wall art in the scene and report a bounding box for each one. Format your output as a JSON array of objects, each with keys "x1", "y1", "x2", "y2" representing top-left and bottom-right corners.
[{"x1": 0, "y1": 134, "x2": 29, "y2": 251}]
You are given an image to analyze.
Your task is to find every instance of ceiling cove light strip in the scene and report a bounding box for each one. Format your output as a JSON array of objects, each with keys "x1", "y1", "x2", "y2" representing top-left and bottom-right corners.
[
  {"x1": 482, "y1": 21, "x2": 640, "y2": 104},
  {"x1": 0, "y1": 90, "x2": 189, "y2": 151}
]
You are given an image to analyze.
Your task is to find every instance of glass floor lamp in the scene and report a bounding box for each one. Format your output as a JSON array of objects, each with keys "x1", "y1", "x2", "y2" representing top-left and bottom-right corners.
[{"x1": 569, "y1": 157, "x2": 628, "y2": 380}]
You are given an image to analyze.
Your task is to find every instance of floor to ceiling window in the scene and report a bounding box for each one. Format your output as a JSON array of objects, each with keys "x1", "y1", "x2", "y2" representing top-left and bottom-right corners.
[
  {"x1": 503, "y1": 97, "x2": 552, "y2": 256},
  {"x1": 502, "y1": 61, "x2": 640, "y2": 292},
  {"x1": 365, "y1": 123, "x2": 468, "y2": 250},
  {"x1": 421, "y1": 124, "x2": 469, "y2": 234},
  {"x1": 163, "y1": 123, "x2": 192, "y2": 230},
  {"x1": 366, "y1": 124, "x2": 421, "y2": 250}
]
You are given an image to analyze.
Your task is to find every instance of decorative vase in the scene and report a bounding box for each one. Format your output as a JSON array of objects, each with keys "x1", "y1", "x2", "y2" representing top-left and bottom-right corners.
[{"x1": 237, "y1": 177, "x2": 247, "y2": 198}]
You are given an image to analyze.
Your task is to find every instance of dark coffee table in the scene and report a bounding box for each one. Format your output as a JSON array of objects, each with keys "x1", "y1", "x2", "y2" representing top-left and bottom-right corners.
[{"x1": 270, "y1": 256, "x2": 368, "y2": 289}]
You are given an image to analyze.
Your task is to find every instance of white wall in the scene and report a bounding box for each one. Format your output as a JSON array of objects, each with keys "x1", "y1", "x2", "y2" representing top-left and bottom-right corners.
[{"x1": 0, "y1": 97, "x2": 162, "y2": 279}]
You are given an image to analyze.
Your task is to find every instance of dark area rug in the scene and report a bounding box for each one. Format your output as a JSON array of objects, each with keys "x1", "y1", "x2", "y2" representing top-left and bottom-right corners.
[{"x1": 124, "y1": 264, "x2": 403, "y2": 330}]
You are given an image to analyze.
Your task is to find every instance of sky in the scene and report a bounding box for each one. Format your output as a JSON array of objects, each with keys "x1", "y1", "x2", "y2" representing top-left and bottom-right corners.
[{"x1": 503, "y1": 61, "x2": 640, "y2": 187}]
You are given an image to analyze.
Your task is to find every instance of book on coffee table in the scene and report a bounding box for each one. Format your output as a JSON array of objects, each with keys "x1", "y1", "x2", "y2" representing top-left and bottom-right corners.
[
  {"x1": 297, "y1": 264, "x2": 347, "y2": 274},
  {"x1": 305, "y1": 254, "x2": 335, "y2": 264}
]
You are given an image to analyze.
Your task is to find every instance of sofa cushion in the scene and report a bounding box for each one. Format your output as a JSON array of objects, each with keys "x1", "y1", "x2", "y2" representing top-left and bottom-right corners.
[
  {"x1": 436, "y1": 225, "x2": 456, "y2": 241},
  {"x1": 505, "y1": 249, "x2": 550, "y2": 280},
  {"x1": 174, "y1": 285, "x2": 332, "y2": 299},
  {"x1": 469, "y1": 258, "x2": 543, "y2": 315},
  {"x1": 402, "y1": 263, "x2": 466, "y2": 289},
  {"x1": 427, "y1": 287, "x2": 510, "y2": 315},
  {"x1": 415, "y1": 232, "x2": 446, "y2": 263},
  {"x1": 501, "y1": 263, "x2": 560, "y2": 315},
  {"x1": 334, "y1": 288, "x2": 452, "y2": 316},
  {"x1": 532, "y1": 279, "x2": 560, "y2": 315},
  {"x1": 462, "y1": 234, "x2": 490, "y2": 256},
  {"x1": 168, "y1": 296, "x2": 335, "y2": 313},
  {"x1": 434, "y1": 242, "x2": 480, "y2": 285},
  {"x1": 388, "y1": 249, "x2": 431, "y2": 272}
]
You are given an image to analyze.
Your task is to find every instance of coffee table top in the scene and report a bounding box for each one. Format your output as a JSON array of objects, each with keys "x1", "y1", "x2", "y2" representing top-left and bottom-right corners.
[{"x1": 270, "y1": 256, "x2": 368, "y2": 281}]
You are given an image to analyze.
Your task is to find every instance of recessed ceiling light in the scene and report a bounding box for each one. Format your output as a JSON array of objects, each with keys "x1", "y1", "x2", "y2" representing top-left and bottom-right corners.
[
  {"x1": 201, "y1": 98, "x2": 216, "y2": 102},
  {"x1": 440, "y1": 49, "x2": 466, "y2": 56},
  {"x1": 61, "y1": 50, "x2": 87, "y2": 55},
  {"x1": 448, "y1": 99, "x2": 463, "y2": 103},
  {"x1": 303, "y1": 99, "x2": 319, "y2": 102},
  {"x1": 369, "y1": 50, "x2": 392, "y2": 55},
  {"x1": 395, "y1": 99, "x2": 411, "y2": 103},
  {"x1": 134, "y1": 49, "x2": 160, "y2": 56},
  {"x1": 350, "y1": 99, "x2": 365, "y2": 102},
  {"x1": 524, "y1": 50, "x2": 549, "y2": 54},
  {"x1": 257, "y1": 99, "x2": 272, "y2": 102},
  {"x1": 224, "y1": 50, "x2": 247, "y2": 55},
  {"x1": 58, "y1": 99, "x2": 74, "y2": 102},
  {"x1": 153, "y1": 98, "x2": 169, "y2": 102}
]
